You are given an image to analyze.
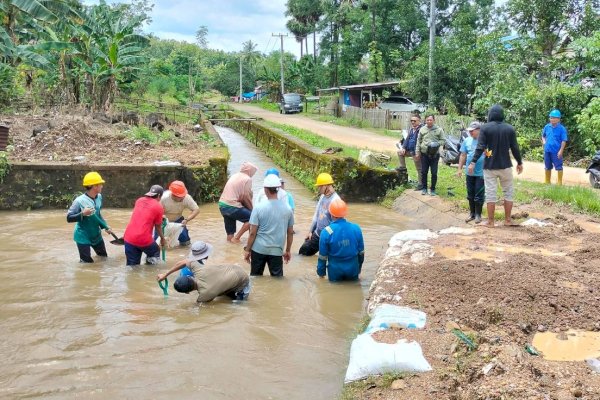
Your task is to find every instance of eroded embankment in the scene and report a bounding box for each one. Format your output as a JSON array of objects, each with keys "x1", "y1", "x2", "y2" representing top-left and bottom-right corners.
[{"x1": 352, "y1": 190, "x2": 600, "y2": 400}]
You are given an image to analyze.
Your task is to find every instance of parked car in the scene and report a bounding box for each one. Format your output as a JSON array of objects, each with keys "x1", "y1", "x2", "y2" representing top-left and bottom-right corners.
[
  {"x1": 378, "y1": 96, "x2": 426, "y2": 113},
  {"x1": 279, "y1": 93, "x2": 303, "y2": 114}
]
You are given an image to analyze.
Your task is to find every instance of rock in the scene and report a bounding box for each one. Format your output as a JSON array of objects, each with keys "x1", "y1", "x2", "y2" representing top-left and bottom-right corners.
[
  {"x1": 537, "y1": 325, "x2": 547, "y2": 332},
  {"x1": 92, "y1": 112, "x2": 112, "y2": 124},
  {"x1": 482, "y1": 362, "x2": 495, "y2": 375},
  {"x1": 193, "y1": 124, "x2": 203, "y2": 132},
  {"x1": 32, "y1": 126, "x2": 48, "y2": 137},
  {"x1": 121, "y1": 111, "x2": 139, "y2": 125},
  {"x1": 390, "y1": 379, "x2": 406, "y2": 390},
  {"x1": 73, "y1": 156, "x2": 86, "y2": 162},
  {"x1": 476, "y1": 297, "x2": 486, "y2": 305},
  {"x1": 519, "y1": 322, "x2": 532, "y2": 333},
  {"x1": 571, "y1": 388, "x2": 583, "y2": 398},
  {"x1": 56, "y1": 136, "x2": 65, "y2": 143}
]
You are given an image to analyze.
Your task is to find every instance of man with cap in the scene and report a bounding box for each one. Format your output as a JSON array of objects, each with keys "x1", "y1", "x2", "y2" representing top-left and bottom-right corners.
[
  {"x1": 244, "y1": 173, "x2": 294, "y2": 276},
  {"x1": 542, "y1": 109, "x2": 568, "y2": 185},
  {"x1": 299, "y1": 172, "x2": 340, "y2": 256},
  {"x1": 157, "y1": 240, "x2": 251, "y2": 302},
  {"x1": 317, "y1": 199, "x2": 365, "y2": 282},
  {"x1": 123, "y1": 185, "x2": 166, "y2": 266},
  {"x1": 66, "y1": 171, "x2": 114, "y2": 262},
  {"x1": 218, "y1": 161, "x2": 258, "y2": 243},
  {"x1": 457, "y1": 121, "x2": 485, "y2": 223},
  {"x1": 160, "y1": 180, "x2": 200, "y2": 246},
  {"x1": 255, "y1": 168, "x2": 294, "y2": 211}
]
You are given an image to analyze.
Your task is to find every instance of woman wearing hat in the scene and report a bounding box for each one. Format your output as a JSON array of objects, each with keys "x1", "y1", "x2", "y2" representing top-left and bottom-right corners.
[{"x1": 157, "y1": 241, "x2": 250, "y2": 302}]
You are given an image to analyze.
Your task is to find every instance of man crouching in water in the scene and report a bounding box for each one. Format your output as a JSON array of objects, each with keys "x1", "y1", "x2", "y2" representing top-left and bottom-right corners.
[{"x1": 156, "y1": 241, "x2": 251, "y2": 302}]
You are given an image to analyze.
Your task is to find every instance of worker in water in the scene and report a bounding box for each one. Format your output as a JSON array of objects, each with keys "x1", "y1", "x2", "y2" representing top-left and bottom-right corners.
[
  {"x1": 66, "y1": 171, "x2": 114, "y2": 263},
  {"x1": 255, "y1": 168, "x2": 295, "y2": 211},
  {"x1": 299, "y1": 172, "x2": 340, "y2": 256},
  {"x1": 123, "y1": 185, "x2": 166, "y2": 266},
  {"x1": 218, "y1": 161, "x2": 258, "y2": 243},
  {"x1": 316, "y1": 199, "x2": 365, "y2": 282},
  {"x1": 157, "y1": 240, "x2": 251, "y2": 302},
  {"x1": 160, "y1": 180, "x2": 200, "y2": 246}
]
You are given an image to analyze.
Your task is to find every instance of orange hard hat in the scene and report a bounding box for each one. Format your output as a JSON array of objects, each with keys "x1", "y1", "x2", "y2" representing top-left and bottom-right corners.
[
  {"x1": 169, "y1": 180, "x2": 188, "y2": 197},
  {"x1": 329, "y1": 198, "x2": 348, "y2": 218}
]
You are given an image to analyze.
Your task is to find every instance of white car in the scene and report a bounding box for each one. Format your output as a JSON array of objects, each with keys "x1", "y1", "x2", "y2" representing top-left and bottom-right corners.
[{"x1": 378, "y1": 96, "x2": 426, "y2": 113}]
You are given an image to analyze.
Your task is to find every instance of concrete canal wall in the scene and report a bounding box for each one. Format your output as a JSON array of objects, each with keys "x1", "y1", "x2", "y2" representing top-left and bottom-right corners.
[{"x1": 217, "y1": 115, "x2": 406, "y2": 202}]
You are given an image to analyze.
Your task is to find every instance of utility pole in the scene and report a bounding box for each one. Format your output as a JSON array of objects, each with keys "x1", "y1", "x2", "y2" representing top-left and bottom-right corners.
[
  {"x1": 428, "y1": 0, "x2": 436, "y2": 106},
  {"x1": 239, "y1": 55, "x2": 242, "y2": 103},
  {"x1": 272, "y1": 33, "x2": 288, "y2": 96}
]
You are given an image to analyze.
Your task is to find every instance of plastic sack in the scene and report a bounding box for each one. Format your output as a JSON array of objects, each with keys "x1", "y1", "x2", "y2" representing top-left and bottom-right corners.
[
  {"x1": 366, "y1": 304, "x2": 427, "y2": 333},
  {"x1": 388, "y1": 229, "x2": 438, "y2": 247},
  {"x1": 344, "y1": 332, "x2": 432, "y2": 382},
  {"x1": 157, "y1": 222, "x2": 184, "y2": 248},
  {"x1": 358, "y1": 150, "x2": 391, "y2": 168}
]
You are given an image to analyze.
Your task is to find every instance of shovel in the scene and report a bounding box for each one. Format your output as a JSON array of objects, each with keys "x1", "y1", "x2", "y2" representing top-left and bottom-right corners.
[{"x1": 109, "y1": 231, "x2": 125, "y2": 245}]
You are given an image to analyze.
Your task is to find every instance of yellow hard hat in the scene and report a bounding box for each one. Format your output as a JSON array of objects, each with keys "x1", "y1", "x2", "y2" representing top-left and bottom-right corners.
[
  {"x1": 83, "y1": 171, "x2": 105, "y2": 187},
  {"x1": 315, "y1": 172, "x2": 334, "y2": 186}
]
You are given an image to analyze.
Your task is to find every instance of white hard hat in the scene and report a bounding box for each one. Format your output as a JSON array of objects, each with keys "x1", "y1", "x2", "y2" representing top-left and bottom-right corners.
[{"x1": 263, "y1": 174, "x2": 282, "y2": 188}]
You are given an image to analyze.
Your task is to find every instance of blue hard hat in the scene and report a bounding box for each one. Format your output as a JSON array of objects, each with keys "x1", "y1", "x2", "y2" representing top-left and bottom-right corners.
[
  {"x1": 265, "y1": 168, "x2": 280, "y2": 177},
  {"x1": 549, "y1": 109, "x2": 561, "y2": 118}
]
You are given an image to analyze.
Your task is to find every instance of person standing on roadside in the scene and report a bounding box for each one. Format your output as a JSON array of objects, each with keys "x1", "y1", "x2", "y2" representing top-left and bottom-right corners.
[
  {"x1": 469, "y1": 104, "x2": 523, "y2": 228},
  {"x1": 160, "y1": 180, "x2": 199, "y2": 246},
  {"x1": 542, "y1": 109, "x2": 568, "y2": 185},
  {"x1": 299, "y1": 172, "x2": 340, "y2": 256},
  {"x1": 397, "y1": 114, "x2": 423, "y2": 189},
  {"x1": 317, "y1": 199, "x2": 365, "y2": 282},
  {"x1": 457, "y1": 122, "x2": 485, "y2": 223},
  {"x1": 244, "y1": 174, "x2": 294, "y2": 277},
  {"x1": 123, "y1": 185, "x2": 166, "y2": 266},
  {"x1": 415, "y1": 114, "x2": 445, "y2": 196},
  {"x1": 66, "y1": 171, "x2": 114, "y2": 263},
  {"x1": 218, "y1": 161, "x2": 258, "y2": 243}
]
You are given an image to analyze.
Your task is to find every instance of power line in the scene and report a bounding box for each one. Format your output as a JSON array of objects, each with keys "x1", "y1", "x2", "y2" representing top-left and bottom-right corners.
[{"x1": 272, "y1": 33, "x2": 288, "y2": 95}]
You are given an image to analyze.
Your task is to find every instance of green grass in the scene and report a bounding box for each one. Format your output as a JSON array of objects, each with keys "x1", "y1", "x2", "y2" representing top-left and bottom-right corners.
[
  {"x1": 125, "y1": 126, "x2": 176, "y2": 144},
  {"x1": 339, "y1": 373, "x2": 412, "y2": 400},
  {"x1": 253, "y1": 98, "x2": 280, "y2": 112},
  {"x1": 267, "y1": 122, "x2": 361, "y2": 159}
]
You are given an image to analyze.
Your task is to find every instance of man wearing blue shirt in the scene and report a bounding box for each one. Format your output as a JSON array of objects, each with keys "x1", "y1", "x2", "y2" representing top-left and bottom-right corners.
[
  {"x1": 317, "y1": 199, "x2": 365, "y2": 282},
  {"x1": 457, "y1": 122, "x2": 485, "y2": 223},
  {"x1": 543, "y1": 109, "x2": 568, "y2": 185}
]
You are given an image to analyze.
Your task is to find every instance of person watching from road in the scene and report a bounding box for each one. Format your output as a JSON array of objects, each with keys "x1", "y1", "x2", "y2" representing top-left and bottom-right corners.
[
  {"x1": 160, "y1": 180, "x2": 199, "y2": 246},
  {"x1": 317, "y1": 199, "x2": 365, "y2": 282},
  {"x1": 218, "y1": 161, "x2": 258, "y2": 243},
  {"x1": 66, "y1": 171, "x2": 114, "y2": 263},
  {"x1": 244, "y1": 174, "x2": 294, "y2": 277},
  {"x1": 299, "y1": 172, "x2": 341, "y2": 256},
  {"x1": 469, "y1": 104, "x2": 523, "y2": 228},
  {"x1": 397, "y1": 114, "x2": 423, "y2": 190},
  {"x1": 157, "y1": 240, "x2": 251, "y2": 302},
  {"x1": 457, "y1": 122, "x2": 485, "y2": 223},
  {"x1": 415, "y1": 114, "x2": 445, "y2": 196},
  {"x1": 542, "y1": 109, "x2": 568, "y2": 185},
  {"x1": 123, "y1": 185, "x2": 166, "y2": 266}
]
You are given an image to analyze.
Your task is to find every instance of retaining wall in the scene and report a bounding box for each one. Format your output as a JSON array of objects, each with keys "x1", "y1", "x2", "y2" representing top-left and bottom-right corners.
[{"x1": 218, "y1": 116, "x2": 406, "y2": 202}]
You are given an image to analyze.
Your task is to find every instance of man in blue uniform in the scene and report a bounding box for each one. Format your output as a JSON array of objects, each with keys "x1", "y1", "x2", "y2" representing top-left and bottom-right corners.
[
  {"x1": 542, "y1": 109, "x2": 568, "y2": 185},
  {"x1": 316, "y1": 199, "x2": 365, "y2": 282}
]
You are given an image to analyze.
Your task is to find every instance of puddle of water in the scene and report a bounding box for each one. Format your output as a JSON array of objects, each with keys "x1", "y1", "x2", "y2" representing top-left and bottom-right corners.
[{"x1": 532, "y1": 330, "x2": 600, "y2": 361}]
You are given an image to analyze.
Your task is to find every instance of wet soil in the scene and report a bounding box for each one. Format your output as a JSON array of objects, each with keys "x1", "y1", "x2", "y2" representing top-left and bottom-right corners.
[
  {"x1": 1, "y1": 112, "x2": 222, "y2": 165},
  {"x1": 357, "y1": 193, "x2": 600, "y2": 400}
]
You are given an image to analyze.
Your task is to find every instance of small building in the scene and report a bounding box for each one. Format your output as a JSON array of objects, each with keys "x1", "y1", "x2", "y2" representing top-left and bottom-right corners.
[{"x1": 335, "y1": 81, "x2": 402, "y2": 108}]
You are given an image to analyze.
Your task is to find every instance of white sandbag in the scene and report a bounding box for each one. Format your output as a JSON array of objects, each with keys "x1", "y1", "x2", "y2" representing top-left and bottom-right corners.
[
  {"x1": 345, "y1": 333, "x2": 432, "y2": 382},
  {"x1": 358, "y1": 150, "x2": 391, "y2": 168},
  {"x1": 384, "y1": 241, "x2": 434, "y2": 263},
  {"x1": 439, "y1": 227, "x2": 476, "y2": 235},
  {"x1": 366, "y1": 304, "x2": 426, "y2": 332},
  {"x1": 388, "y1": 229, "x2": 438, "y2": 247},
  {"x1": 521, "y1": 218, "x2": 553, "y2": 227},
  {"x1": 158, "y1": 222, "x2": 184, "y2": 248}
]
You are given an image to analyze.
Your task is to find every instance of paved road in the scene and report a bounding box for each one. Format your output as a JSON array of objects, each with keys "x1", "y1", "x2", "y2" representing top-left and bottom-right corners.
[{"x1": 232, "y1": 103, "x2": 590, "y2": 187}]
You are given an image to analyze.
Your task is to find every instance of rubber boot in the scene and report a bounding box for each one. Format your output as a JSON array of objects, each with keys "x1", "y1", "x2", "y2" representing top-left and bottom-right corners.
[
  {"x1": 465, "y1": 200, "x2": 475, "y2": 223},
  {"x1": 474, "y1": 203, "x2": 483, "y2": 224},
  {"x1": 545, "y1": 170, "x2": 551, "y2": 184},
  {"x1": 557, "y1": 170, "x2": 563, "y2": 186}
]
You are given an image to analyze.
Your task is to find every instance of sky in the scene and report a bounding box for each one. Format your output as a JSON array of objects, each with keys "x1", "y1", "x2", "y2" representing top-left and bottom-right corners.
[{"x1": 83, "y1": 0, "x2": 304, "y2": 57}]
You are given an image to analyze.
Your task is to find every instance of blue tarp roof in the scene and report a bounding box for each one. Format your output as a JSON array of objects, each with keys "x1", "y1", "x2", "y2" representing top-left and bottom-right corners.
[{"x1": 242, "y1": 92, "x2": 255, "y2": 99}]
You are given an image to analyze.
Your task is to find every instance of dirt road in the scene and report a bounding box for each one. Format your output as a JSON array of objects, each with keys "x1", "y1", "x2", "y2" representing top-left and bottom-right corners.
[{"x1": 232, "y1": 104, "x2": 590, "y2": 187}]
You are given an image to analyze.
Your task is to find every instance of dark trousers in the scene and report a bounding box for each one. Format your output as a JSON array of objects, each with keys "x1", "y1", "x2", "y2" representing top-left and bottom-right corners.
[
  {"x1": 124, "y1": 241, "x2": 160, "y2": 266},
  {"x1": 421, "y1": 154, "x2": 440, "y2": 191},
  {"x1": 77, "y1": 241, "x2": 108, "y2": 263},
  {"x1": 250, "y1": 250, "x2": 283, "y2": 277},
  {"x1": 466, "y1": 175, "x2": 485, "y2": 203},
  {"x1": 298, "y1": 232, "x2": 320, "y2": 256}
]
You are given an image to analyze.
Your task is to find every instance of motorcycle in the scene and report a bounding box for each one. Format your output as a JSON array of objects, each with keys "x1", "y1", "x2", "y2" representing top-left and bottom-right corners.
[
  {"x1": 587, "y1": 150, "x2": 600, "y2": 189},
  {"x1": 441, "y1": 121, "x2": 469, "y2": 166}
]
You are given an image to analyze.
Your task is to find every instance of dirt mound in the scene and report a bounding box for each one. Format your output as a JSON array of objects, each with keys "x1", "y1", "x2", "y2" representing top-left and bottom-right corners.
[{"x1": 2, "y1": 112, "x2": 221, "y2": 166}]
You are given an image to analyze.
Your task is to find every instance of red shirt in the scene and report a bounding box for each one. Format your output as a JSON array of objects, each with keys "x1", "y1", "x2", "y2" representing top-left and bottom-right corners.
[{"x1": 124, "y1": 196, "x2": 164, "y2": 247}]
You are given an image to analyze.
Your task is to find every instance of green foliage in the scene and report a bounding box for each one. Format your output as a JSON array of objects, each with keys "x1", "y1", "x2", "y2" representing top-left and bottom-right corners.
[
  {"x1": 576, "y1": 97, "x2": 600, "y2": 156},
  {"x1": 0, "y1": 64, "x2": 20, "y2": 108},
  {"x1": 0, "y1": 150, "x2": 10, "y2": 184},
  {"x1": 367, "y1": 41, "x2": 384, "y2": 83},
  {"x1": 269, "y1": 123, "x2": 360, "y2": 159},
  {"x1": 125, "y1": 126, "x2": 164, "y2": 144}
]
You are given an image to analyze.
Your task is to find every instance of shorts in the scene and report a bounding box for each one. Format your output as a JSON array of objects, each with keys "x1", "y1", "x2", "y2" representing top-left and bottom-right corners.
[
  {"x1": 484, "y1": 168, "x2": 514, "y2": 203},
  {"x1": 544, "y1": 151, "x2": 563, "y2": 171}
]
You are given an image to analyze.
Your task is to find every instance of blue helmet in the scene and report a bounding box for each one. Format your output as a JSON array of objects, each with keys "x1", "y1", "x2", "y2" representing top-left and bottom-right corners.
[
  {"x1": 265, "y1": 168, "x2": 280, "y2": 177},
  {"x1": 549, "y1": 109, "x2": 561, "y2": 118}
]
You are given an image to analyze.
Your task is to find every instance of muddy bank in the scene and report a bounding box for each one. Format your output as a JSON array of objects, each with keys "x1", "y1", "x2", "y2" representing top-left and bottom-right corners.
[{"x1": 349, "y1": 190, "x2": 600, "y2": 400}]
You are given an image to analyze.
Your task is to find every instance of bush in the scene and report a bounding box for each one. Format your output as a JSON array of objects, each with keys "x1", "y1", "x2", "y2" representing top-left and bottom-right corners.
[
  {"x1": 576, "y1": 97, "x2": 600, "y2": 156},
  {"x1": 0, "y1": 64, "x2": 20, "y2": 108}
]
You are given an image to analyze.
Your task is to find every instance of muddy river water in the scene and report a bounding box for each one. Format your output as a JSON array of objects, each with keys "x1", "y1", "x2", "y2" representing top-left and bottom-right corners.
[{"x1": 0, "y1": 126, "x2": 409, "y2": 399}]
